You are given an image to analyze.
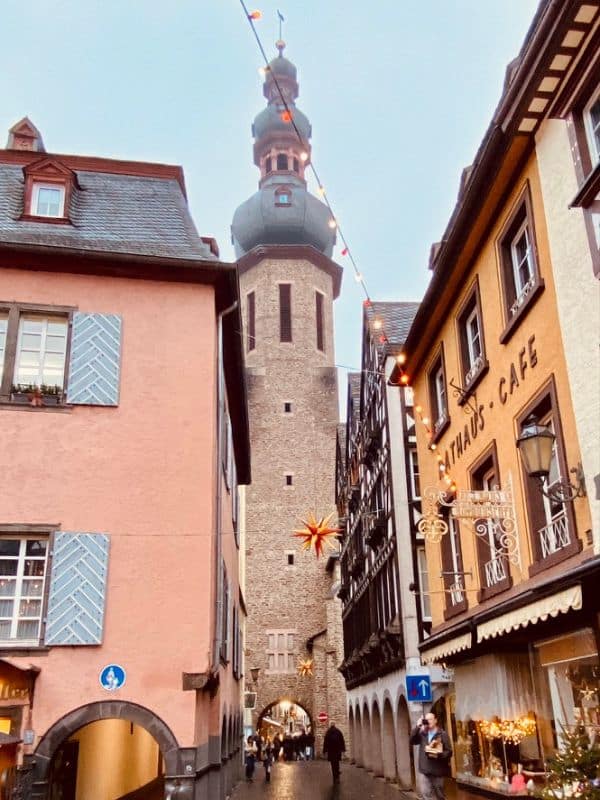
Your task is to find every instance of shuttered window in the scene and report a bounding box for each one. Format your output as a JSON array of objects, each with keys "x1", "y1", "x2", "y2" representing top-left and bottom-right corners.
[
  {"x1": 247, "y1": 291, "x2": 256, "y2": 352},
  {"x1": 279, "y1": 284, "x2": 292, "y2": 343},
  {"x1": 0, "y1": 537, "x2": 49, "y2": 645},
  {"x1": 315, "y1": 291, "x2": 324, "y2": 351}
]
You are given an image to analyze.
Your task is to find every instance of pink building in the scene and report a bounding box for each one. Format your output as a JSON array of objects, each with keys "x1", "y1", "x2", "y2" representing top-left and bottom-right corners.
[{"x1": 0, "y1": 119, "x2": 250, "y2": 800}]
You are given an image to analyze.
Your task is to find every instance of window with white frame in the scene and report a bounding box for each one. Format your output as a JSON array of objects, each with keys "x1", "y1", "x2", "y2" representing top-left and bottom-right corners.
[
  {"x1": 32, "y1": 183, "x2": 65, "y2": 218},
  {"x1": 583, "y1": 86, "x2": 600, "y2": 165},
  {"x1": 14, "y1": 315, "x2": 68, "y2": 389},
  {"x1": 433, "y1": 364, "x2": 447, "y2": 429},
  {"x1": 408, "y1": 448, "x2": 421, "y2": 500},
  {"x1": 0, "y1": 314, "x2": 7, "y2": 385},
  {"x1": 458, "y1": 284, "x2": 487, "y2": 390},
  {"x1": 510, "y1": 219, "x2": 534, "y2": 303},
  {"x1": 0, "y1": 537, "x2": 49, "y2": 645},
  {"x1": 465, "y1": 306, "x2": 482, "y2": 368},
  {"x1": 416, "y1": 547, "x2": 431, "y2": 620},
  {"x1": 266, "y1": 630, "x2": 296, "y2": 673}
]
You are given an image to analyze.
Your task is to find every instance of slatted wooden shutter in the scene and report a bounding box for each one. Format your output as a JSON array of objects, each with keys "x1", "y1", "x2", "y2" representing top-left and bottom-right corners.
[
  {"x1": 66, "y1": 313, "x2": 122, "y2": 405},
  {"x1": 44, "y1": 532, "x2": 110, "y2": 645}
]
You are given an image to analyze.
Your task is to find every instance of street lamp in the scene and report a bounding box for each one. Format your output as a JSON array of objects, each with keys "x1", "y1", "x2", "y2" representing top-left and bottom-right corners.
[
  {"x1": 516, "y1": 415, "x2": 585, "y2": 501},
  {"x1": 250, "y1": 667, "x2": 260, "y2": 684}
]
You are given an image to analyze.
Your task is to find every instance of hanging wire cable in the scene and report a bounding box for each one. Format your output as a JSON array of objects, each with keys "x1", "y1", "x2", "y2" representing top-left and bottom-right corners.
[{"x1": 239, "y1": 0, "x2": 370, "y2": 301}]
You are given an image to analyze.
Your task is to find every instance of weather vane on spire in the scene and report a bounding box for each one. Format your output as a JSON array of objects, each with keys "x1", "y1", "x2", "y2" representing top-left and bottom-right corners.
[{"x1": 277, "y1": 9, "x2": 285, "y2": 43}]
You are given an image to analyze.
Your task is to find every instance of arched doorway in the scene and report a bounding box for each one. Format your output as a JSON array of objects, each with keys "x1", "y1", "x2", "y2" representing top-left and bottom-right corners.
[
  {"x1": 361, "y1": 703, "x2": 372, "y2": 771},
  {"x1": 396, "y1": 694, "x2": 414, "y2": 789},
  {"x1": 257, "y1": 699, "x2": 313, "y2": 761},
  {"x1": 33, "y1": 701, "x2": 181, "y2": 800},
  {"x1": 381, "y1": 698, "x2": 397, "y2": 780},
  {"x1": 354, "y1": 706, "x2": 364, "y2": 767},
  {"x1": 370, "y1": 701, "x2": 384, "y2": 776}
]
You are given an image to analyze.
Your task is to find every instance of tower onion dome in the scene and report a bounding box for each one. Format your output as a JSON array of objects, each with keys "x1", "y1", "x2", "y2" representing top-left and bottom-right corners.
[{"x1": 231, "y1": 41, "x2": 336, "y2": 259}]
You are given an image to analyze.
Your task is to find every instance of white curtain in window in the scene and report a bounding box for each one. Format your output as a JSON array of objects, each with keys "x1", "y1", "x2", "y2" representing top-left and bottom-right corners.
[{"x1": 455, "y1": 653, "x2": 536, "y2": 720}]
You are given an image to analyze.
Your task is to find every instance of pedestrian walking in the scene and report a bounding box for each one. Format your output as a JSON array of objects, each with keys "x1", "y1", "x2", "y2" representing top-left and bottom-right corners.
[
  {"x1": 262, "y1": 738, "x2": 274, "y2": 782},
  {"x1": 305, "y1": 728, "x2": 315, "y2": 760},
  {"x1": 244, "y1": 736, "x2": 257, "y2": 783},
  {"x1": 323, "y1": 721, "x2": 346, "y2": 784},
  {"x1": 409, "y1": 711, "x2": 453, "y2": 800},
  {"x1": 273, "y1": 733, "x2": 282, "y2": 762}
]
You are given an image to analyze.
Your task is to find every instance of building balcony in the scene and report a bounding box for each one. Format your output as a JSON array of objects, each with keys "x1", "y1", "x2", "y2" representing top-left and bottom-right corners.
[{"x1": 539, "y1": 511, "x2": 571, "y2": 560}]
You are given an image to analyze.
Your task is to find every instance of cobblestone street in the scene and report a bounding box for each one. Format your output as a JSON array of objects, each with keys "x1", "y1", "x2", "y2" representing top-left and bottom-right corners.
[
  {"x1": 230, "y1": 760, "x2": 411, "y2": 800},
  {"x1": 230, "y1": 760, "x2": 485, "y2": 800}
]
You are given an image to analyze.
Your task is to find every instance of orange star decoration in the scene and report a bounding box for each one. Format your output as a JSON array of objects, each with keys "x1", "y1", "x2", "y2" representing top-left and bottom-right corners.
[
  {"x1": 292, "y1": 512, "x2": 341, "y2": 558},
  {"x1": 298, "y1": 658, "x2": 314, "y2": 677}
]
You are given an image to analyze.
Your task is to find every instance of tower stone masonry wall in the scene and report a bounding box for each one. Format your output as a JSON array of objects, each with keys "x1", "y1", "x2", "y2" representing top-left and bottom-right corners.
[{"x1": 240, "y1": 255, "x2": 348, "y2": 754}]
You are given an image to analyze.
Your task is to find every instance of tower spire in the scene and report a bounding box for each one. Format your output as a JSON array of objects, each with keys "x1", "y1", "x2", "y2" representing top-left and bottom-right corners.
[{"x1": 277, "y1": 9, "x2": 285, "y2": 42}]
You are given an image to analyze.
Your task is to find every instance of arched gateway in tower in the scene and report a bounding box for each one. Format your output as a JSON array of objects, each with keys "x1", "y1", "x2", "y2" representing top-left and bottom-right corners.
[{"x1": 232, "y1": 42, "x2": 347, "y2": 752}]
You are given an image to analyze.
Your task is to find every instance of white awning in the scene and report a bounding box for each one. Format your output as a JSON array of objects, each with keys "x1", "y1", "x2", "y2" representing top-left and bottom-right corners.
[
  {"x1": 477, "y1": 585, "x2": 582, "y2": 643},
  {"x1": 421, "y1": 631, "x2": 472, "y2": 664}
]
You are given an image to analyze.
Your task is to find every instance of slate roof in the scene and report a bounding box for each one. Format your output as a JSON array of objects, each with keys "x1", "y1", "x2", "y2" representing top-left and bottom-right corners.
[
  {"x1": 0, "y1": 163, "x2": 214, "y2": 260},
  {"x1": 347, "y1": 372, "x2": 362, "y2": 430},
  {"x1": 364, "y1": 301, "x2": 420, "y2": 350}
]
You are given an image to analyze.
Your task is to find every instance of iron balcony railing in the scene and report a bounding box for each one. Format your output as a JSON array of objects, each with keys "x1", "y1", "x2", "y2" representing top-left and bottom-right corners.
[{"x1": 539, "y1": 511, "x2": 570, "y2": 559}]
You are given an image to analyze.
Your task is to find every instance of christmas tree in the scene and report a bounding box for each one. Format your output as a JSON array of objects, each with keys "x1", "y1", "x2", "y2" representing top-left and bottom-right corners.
[{"x1": 538, "y1": 724, "x2": 600, "y2": 799}]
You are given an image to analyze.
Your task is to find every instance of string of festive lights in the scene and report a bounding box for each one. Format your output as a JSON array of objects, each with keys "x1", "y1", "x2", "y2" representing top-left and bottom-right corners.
[
  {"x1": 239, "y1": 2, "x2": 370, "y2": 301},
  {"x1": 239, "y1": 7, "x2": 455, "y2": 493}
]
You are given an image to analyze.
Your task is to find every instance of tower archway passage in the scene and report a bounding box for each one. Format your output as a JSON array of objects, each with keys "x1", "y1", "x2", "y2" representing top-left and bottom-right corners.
[
  {"x1": 30, "y1": 701, "x2": 183, "y2": 800},
  {"x1": 396, "y1": 694, "x2": 414, "y2": 788},
  {"x1": 257, "y1": 699, "x2": 313, "y2": 740},
  {"x1": 382, "y1": 698, "x2": 397, "y2": 780}
]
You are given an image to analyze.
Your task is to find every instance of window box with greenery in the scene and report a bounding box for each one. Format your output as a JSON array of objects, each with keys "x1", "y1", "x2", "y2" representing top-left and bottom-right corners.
[{"x1": 11, "y1": 383, "x2": 64, "y2": 407}]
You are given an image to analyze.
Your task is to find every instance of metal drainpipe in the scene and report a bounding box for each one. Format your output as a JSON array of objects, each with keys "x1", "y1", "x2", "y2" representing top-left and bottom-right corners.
[{"x1": 212, "y1": 300, "x2": 239, "y2": 675}]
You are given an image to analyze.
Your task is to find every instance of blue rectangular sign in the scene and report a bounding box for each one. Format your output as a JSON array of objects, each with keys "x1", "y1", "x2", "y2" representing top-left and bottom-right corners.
[{"x1": 406, "y1": 674, "x2": 432, "y2": 703}]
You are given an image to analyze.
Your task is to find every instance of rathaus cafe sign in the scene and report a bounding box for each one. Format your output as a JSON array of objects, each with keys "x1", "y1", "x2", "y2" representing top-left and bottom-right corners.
[{"x1": 439, "y1": 334, "x2": 538, "y2": 474}]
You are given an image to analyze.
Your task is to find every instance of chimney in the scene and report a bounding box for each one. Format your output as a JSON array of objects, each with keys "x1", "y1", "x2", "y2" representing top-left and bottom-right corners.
[{"x1": 6, "y1": 118, "x2": 46, "y2": 152}]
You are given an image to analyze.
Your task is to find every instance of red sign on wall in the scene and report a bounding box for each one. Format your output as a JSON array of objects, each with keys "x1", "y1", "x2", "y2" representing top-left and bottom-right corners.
[{"x1": 317, "y1": 711, "x2": 328, "y2": 723}]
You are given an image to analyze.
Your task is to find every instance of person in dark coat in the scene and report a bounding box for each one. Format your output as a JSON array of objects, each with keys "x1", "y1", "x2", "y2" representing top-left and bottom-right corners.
[
  {"x1": 272, "y1": 734, "x2": 282, "y2": 762},
  {"x1": 409, "y1": 711, "x2": 453, "y2": 800},
  {"x1": 323, "y1": 721, "x2": 346, "y2": 783}
]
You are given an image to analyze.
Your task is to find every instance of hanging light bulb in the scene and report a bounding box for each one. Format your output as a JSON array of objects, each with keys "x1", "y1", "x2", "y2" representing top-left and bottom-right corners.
[
  {"x1": 354, "y1": 272, "x2": 363, "y2": 283},
  {"x1": 400, "y1": 374, "x2": 410, "y2": 385},
  {"x1": 258, "y1": 66, "x2": 267, "y2": 76},
  {"x1": 415, "y1": 405, "x2": 422, "y2": 413},
  {"x1": 318, "y1": 185, "x2": 325, "y2": 196},
  {"x1": 328, "y1": 218, "x2": 337, "y2": 229},
  {"x1": 341, "y1": 247, "x2": 348, "y2": 256},
  {"x1": 281, "y1": 110, "x2": 292, "y2": 123},
  {"x1": 373, "y1": 319, "x2": 383, "y2": 330},
  {"x1": 300, "y1": 151, "x2": 308, "y2": 162},
  {"x1": 396, "y1": 353, "x2": 407, "y2": 365},
  {"x1": 422, "y1": 417, "x2": 430, "y2": 426}
]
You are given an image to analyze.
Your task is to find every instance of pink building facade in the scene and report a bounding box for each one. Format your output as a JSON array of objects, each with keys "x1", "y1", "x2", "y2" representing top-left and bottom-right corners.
[{"x1": 0, "y1": 120, "x2": 250, "y2": 800}]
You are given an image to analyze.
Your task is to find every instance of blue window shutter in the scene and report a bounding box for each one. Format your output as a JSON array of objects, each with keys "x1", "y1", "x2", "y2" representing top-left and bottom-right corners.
[
  {"x1": 66, "y1": 313, "x2": 122, "y2": 406},
  {"x1": 44, "y1": 533, "x2": 110, "y2": 646}
]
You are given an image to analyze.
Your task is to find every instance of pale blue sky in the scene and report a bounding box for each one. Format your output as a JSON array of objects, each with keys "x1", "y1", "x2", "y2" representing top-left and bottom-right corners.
[{"x1": 1, "y1": 0, "x2": 539, "y2": 412}]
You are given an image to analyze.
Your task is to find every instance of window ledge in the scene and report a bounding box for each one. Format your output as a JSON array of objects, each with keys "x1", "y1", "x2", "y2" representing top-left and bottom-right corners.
[
  {"x1": 0, "y1": 645, "x2": 50, "y2": 656},
  {"x1": 570, "y1": 161, "x2": 600, "y2": 209},
  {"x1": 499, "y1": 277, "x2": 545, "y2": 345},
  {"x1": 444, "y1": 597, "x2": 468, "y2": 621},
  {"x1": 477, "y1": 574, "x2": 513, "y2": 604},
  {"x1": 528, "y1": 536, "x2": 583, "y2": 577},
  {"x1": 0, "y1": 397, "x2": 71, "y2": 413},
  {"x1": 457, "y1": 360, "x2": 489, "y2": 406},
  {"x1": 19, "y1": 214, "x2": 71, "y2": 225}
]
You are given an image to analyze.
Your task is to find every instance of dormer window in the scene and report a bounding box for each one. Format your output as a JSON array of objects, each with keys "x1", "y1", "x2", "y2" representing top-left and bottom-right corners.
[
  {"x1": 275, "y1": 187, "x2": 292, "y2": 206},
  {"x1": 276, "y1": 154, "x2": 288, "y2": 171},
  {"x1": 20, "y1": 157, "x2": 75, "y2": 224},
  {"x1": 33, "y1": 183, "x2": 65, "y2": 218}
]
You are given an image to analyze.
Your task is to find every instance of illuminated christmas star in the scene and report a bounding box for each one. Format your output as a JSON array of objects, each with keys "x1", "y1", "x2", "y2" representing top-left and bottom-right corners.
[
  {"x1": 292, "y1": 512, "x2": 341, "y2": 558},
  {"x1": 298, "y1": 658, "x2": 314, "y2": 677}
]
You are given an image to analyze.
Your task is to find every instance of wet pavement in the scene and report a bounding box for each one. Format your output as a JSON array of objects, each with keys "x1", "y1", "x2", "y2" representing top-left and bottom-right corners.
[
  {"x1": 230, "y1": 760, "x2": 484, "y2": 800},
  {"x1": 231, "y1": 759, "x2": 413, "y2": 800}
]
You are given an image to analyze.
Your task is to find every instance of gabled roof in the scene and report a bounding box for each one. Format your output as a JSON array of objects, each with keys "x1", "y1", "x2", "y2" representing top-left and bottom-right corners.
[
  {"x1": 0, "y1": 162, "x2": 214, "y2": 260},
  {"x1": 364, "y1": 301, "x2": 420, "y2": 355}
]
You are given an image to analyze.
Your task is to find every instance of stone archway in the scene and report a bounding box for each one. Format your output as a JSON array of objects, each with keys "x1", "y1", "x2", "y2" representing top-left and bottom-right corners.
[
  {"x1": 361, "y1": 702, "x2": 372, "y2": 771},
  {"x1": 257, "y1": 697, "x2": 314, "y2": 737},
  {"x1": 370, "y1": 701, "x2": 384, "y2": 777},
  {"x1": 31, "y1": 700, "x2": 186, "y2": 800},
  {"x1": 395, "y1": 694, "x2": 414, "y2": 789},
  {"x1": 382, "y1": 697, "x2": 397, "y2": 780},
  {"x1": 354, "y1": 706, "x2": 364, "y2": 767}
]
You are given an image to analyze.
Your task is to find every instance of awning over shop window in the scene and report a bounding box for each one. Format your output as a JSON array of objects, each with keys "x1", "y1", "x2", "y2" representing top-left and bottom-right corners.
[
  {"x1": 421, "y1": 631, "x2": 472, "y2": 664},
  {"x1": 455, "y1": 653, "x2": 536, "y2": 720},
  {"x1": 476, "y1": 585, "x2": 582, "y2": 643}
]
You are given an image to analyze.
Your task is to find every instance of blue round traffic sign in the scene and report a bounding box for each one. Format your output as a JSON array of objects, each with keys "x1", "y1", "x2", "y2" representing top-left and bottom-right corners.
[{"x1": 99, "y1": 664, "x2": 126, "y2": 691}]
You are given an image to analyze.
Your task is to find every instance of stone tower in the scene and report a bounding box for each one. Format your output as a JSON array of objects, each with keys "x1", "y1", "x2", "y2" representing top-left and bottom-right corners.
[{"x1": 232, "y1": 42, "x2": 347, "y2": 750}]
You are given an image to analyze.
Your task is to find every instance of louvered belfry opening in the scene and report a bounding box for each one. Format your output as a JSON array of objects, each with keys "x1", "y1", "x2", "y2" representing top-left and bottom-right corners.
[{"x1": 279, "y1": 283, "x2": 292, "y2": 342}]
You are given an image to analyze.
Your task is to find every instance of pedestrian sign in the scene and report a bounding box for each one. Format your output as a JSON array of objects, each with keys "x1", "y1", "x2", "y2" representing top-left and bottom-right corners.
[
  {"x1": 406, "y1": 674, "x2": 432, "y2": 703},
  {"x1": 99, "y1": 664, "x2": 126, "y2": 691}
]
